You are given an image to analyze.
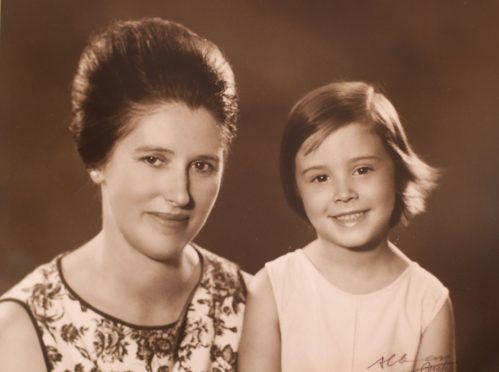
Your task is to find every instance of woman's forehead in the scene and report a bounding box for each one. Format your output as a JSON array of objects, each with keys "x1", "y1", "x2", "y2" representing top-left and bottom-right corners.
[{"x1": 111, "y1": 102, "x2": 226, "y2": 156}]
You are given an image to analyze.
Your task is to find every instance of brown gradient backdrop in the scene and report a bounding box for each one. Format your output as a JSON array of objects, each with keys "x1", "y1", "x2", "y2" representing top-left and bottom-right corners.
[{"x1": 1, "y1": 0, "x2": 498, "y2": 370}]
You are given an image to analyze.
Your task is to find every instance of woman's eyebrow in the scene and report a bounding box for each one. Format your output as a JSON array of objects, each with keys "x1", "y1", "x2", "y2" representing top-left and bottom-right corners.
[
  {"x1": 134, "y1": 146, "x2": 174, "y2": 154},
  {"x1": 134, "y1": 146, "x2": 221, "y2": 163},
  {"x1": 195, "y1": 154, "x2": 221, "y2": 163}
]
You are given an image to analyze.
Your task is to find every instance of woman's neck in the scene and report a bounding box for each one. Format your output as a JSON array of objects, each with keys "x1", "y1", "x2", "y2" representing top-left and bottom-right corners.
[
  {"x1": 62, "y1": 231, "x2": 201, "y2": 326},
  {"x1": 303, "y1": 237, "x2": 409, "y2": 295},
  {"x1": 98, "y1": 230, "x2": 198, "y2": 293}
]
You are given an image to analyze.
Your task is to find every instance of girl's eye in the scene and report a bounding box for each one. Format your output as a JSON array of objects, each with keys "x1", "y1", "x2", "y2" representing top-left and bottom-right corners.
[
  {"x1": 354, "y1": 166, "x2": 372, "y2": 175},
  {"x1": 312, "y1": 175, "x2": 329, "y2": 183},
  {"x1": 191, "y1": 161, "x2": 214, "y2": 173},
  {"x1": 141, "y1": 156, "x2": 164, "y2": 167}
]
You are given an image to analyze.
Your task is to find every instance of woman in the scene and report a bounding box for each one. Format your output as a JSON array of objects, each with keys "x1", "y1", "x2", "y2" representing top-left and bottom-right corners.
[{"x1": 0, "y1": 18, "x2": 248, "y2": 372}]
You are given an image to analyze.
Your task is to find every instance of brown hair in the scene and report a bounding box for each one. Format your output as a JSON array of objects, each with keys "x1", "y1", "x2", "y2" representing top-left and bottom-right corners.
[
  {"x1": 70, "y1": 17, "x2": 238, "y2": 168},
  {"x1": 280, "y1": 81, "x2": 438, "y2": 226}
]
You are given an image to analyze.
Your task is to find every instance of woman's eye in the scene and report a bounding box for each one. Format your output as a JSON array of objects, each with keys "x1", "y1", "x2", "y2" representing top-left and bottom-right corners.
[
  {"x1": 191, "y1": 161, "x2": 214, "y2": 173},
  {"x1": 141, "y1": 156, "x2": 164, "y2": 167},
  {"x1": 355, "y1": 166, "x2": 372, "y2": 175},
  {"x1": 312, "y1": 175, "x2": 329, "y2": 183}
]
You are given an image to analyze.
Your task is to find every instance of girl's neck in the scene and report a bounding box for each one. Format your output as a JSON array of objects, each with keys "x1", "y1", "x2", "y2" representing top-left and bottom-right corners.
[
  {"x1": 304, "y1": 237, "x2": 409, "y2": 295},
  {"x1": 315, "y1": 236, "x2": 392, "y2": 269}
]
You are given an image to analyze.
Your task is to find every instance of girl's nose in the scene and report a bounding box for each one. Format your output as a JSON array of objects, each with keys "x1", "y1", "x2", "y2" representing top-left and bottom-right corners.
[
  {"x1": 334, "y1": 179, "x2": 358, "y2": 203},
  {"x1": 164, "y1": 169, "x2": 191, "y2": 207}
]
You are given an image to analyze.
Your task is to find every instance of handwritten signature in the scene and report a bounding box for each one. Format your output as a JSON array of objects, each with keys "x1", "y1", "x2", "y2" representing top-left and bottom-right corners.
[{"x1": 367, "y1": 354, "x2": 455, "y2": 371}]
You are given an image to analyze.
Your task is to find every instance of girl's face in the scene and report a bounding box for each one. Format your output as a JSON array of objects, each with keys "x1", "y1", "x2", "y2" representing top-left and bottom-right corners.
[
  {"x1": 97, "y1": 102, "x2": 225, "y2": 262},
  {"x1": 295, "y1": 122, "x2": 396, "y2": 252}
]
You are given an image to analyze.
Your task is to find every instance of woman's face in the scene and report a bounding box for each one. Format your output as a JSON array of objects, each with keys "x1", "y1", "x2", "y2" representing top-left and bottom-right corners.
[{"x1": 97, "y1": 102, "x2": 225, "y2": 262}]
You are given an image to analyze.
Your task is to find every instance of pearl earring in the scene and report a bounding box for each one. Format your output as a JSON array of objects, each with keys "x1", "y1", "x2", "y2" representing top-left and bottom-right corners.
[{"x1": 89, "y1": 169, "x2": 103, "y2": 184}]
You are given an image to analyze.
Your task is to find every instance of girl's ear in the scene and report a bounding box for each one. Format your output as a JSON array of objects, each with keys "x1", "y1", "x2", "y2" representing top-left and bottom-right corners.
[{"x1": 89, "y1": 169, "x2": 104, "y2": 184}]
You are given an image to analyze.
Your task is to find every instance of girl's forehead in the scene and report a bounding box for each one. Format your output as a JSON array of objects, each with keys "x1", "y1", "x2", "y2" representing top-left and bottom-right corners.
[
  {"x1": 299, "y1": 126, "x2": 333, "y2": 156},
  {"x1": 299, "y1": 122, "x2": 373, "y2": 154},
  {"x1": 297, "y1": 122, "x2": 388, "y2": 162}
]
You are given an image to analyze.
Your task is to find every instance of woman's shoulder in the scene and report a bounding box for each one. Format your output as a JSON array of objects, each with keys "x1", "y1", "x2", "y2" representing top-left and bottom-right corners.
[
  {"x1": 195, "y1": 245, "x2": 251, "y2": 294},
  {"x1": 196, "y1": 245, "x2": 240, "y2": 269},
  {"x1": 0, "y1": 300, "x2": 47, "y2": 371},
  {"x1": 0, "y1": 255, "x2": 62, "y2": 370},
  {"x1": 0, "y1": 300, "x2": 36, "y2": 336},
  {"x1": 196, "y1": 245, "x2": 245, "y2": 277},
  {"x1": 1, "y1": 255, "x2": 62, "y2": 302}
]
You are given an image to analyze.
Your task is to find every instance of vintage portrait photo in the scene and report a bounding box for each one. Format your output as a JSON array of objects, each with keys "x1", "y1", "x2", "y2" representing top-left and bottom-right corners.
[{"x1": 1, "y1": 1, "x2": 498, "y2": 371}]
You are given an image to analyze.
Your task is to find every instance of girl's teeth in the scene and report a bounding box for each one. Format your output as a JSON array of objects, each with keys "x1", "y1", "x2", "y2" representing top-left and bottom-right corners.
[{"x1": 336, "y1": 212, "x2": 364, "y2": 221}]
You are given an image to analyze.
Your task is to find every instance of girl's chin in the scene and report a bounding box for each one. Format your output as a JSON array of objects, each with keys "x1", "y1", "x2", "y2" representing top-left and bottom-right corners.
[{"x1": 319, "y1": 232, "x2": 388, "y2": 252}]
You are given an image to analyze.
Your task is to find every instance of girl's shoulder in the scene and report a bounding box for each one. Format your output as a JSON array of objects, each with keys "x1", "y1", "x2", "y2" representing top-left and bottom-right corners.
[
  {"x1": 399, "y1": 260, "x2": 450, "y2": 331},
  {"x1": 261, "y1": 249, "x2": 308, "y2": 308},
  {"x1": 390, "y1": 244, "x2": 449, "y2": 299},
  {"x1": 245, "y1": 249, "x2": 303, "y2": 306},
  {"x1": 405, "y1": 261, "x2": 449, "y2": 296},
  {"x1": 264, "y1": 248, "x2": 313, "y2": 281},
  {"x1": 265, "y1": 248, "x2": 303, "y2": 271}
]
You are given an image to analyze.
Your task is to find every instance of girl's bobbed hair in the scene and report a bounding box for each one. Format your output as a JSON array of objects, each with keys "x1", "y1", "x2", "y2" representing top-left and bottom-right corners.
[
  {"x1": 70, "y1": 17, "x2": 238, "y2": 169},
  {"x1": 280, "y1": 81, "x2": 438, "y2": 226}
]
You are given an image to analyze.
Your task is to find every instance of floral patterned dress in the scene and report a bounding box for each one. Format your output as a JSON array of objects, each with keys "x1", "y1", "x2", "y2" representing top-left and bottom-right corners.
[{"x1": 0, "y1": 246, "x2": 246, "y2": 372}]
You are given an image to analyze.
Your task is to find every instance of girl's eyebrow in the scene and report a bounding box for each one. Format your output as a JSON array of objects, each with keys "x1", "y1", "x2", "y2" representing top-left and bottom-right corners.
[
  {"x1": 348, "y1": 155, "x2": 381, "y2": 163},
  {"x1": 300, "y1": 165, "x2": 327, "y2": 176},
  {"x1": 300, "y1": 155, "x2": 381, "y2": 175}
]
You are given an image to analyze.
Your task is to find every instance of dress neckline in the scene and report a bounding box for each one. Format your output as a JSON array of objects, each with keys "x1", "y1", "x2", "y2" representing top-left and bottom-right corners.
[
  {"x1": 56, "y1": 245, "x2": 205, "y2": 330},
  {"x1": 296, "y1": 247, "x2": 414, "y2": 299}
]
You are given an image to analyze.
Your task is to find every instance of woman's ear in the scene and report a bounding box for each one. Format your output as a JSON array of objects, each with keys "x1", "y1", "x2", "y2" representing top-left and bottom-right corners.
[{"x1": 89, "y1": 169, "x2": 104, "y2": 184}]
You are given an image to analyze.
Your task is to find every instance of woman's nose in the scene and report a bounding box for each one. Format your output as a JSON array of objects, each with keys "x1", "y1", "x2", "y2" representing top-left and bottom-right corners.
[{"x1": 163, "y1": 169, "x2": 191, "y2": 207}]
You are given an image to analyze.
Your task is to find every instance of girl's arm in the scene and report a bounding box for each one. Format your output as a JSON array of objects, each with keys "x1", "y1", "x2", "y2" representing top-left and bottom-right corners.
[
  {"x1": 414, "y1": 297, "x2": 456, "y2": 371},
  {"x1": 0, "y1": 301, "x2": 46, "y2": 371},
  {"x1": 238, "y1": 268, "x2": 281, "y2": 372}
]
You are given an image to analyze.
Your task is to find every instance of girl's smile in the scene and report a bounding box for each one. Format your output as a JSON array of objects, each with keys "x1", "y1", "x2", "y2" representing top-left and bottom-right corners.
[
  {"x1": 295, "y1": 122, "x2": 396, "y2": 252},
  {"x1": 330, "y1": 209, "x2": 369, "y2": 227}
]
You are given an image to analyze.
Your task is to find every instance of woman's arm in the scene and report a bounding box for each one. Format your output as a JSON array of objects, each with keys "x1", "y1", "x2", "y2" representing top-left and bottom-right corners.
[
  {"x1": 0, "y1": 301, "x2": 46, "y2": 372},
  {"x1": 413, "y1": 297, "x2": 456, "y2": 371},
  {"x1": 238, "y1": 268, "x2": 281, "y2": 372}
]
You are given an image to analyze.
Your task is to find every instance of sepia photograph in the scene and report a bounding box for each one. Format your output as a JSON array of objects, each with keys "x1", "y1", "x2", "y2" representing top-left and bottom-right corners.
[{"x1": 1, "y1": 1, "x2": 498, "y2": 371}]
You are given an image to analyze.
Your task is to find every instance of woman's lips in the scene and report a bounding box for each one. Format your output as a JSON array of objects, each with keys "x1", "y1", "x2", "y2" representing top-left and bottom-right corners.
[{"x1": 146, "y1": 211, "x2": 190, "y2": 229}]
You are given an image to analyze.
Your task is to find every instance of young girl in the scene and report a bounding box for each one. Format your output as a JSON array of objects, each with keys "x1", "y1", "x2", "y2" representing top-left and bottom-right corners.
[{"x1": 239, "y1": 81, "x2": 455, "y2": 372}]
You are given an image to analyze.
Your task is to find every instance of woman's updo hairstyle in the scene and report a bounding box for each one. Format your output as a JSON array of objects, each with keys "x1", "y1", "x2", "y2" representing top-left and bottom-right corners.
[{"x1": 70, "y1": 17, "x2": 238, "y2": 168}]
